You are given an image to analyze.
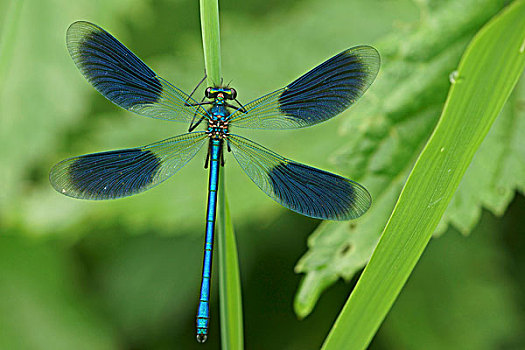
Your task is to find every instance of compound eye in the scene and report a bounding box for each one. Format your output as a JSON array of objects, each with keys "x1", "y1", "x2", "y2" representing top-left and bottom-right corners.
[
  {"x1": 230, "y1": 89, "x2": 237, "y2": 100},
  {"x1": 205, "y1": 87, "x2": 212, "y2": 98}
]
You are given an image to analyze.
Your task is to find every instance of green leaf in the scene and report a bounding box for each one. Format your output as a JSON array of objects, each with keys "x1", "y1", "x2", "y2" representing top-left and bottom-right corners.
[
  {"x1": 294, "y1": 0, "x2": 517, "y2": 317},
  {"x1": 322, "y1": 1, "x2": 525, "y2": 348}
]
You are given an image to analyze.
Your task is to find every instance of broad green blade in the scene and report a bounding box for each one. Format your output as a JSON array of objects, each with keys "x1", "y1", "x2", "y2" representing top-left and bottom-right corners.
[{"x1": 322, "y1": 1, "x2": 525, "y2": 349}]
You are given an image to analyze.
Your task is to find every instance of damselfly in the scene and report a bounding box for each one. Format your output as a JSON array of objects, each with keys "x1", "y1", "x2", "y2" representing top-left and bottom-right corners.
[{"x1": 49, "y1": 21, "x2": 380, "y2": 342}]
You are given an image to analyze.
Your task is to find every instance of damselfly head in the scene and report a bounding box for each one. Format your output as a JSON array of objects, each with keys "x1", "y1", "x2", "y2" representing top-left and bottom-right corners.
[{"x1": 205, "y1": 87, "x2": 237, "y2": 100}]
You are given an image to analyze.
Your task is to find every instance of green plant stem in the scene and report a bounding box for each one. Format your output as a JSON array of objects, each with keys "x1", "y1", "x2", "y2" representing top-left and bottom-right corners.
[
  {"x1": 199, "y1": 1, "x2": 244, "y2": 348},
  {"x1": 218, "y1": 171, "x2": 244, "y2": 349},
  {"x1": 200, "y1": 0, "x2": 221, "y2": 86},
  {"x1": 322, "y1": 1, "x2": 525, "y2": 349}
]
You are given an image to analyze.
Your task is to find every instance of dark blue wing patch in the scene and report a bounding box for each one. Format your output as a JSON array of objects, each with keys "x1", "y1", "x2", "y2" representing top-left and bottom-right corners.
[
  {"x1": 268, "y1": 161, "x2": 371, "y2": 220},
  {"x1": 67, "y1": 21, "x2": 162, "y2": 110},
  {"x1": 278, "y1": 46, "x2": 379, "y2": 126},
  {"x1": 50, "y1": 148, "x2": 161, "y2": 200}
]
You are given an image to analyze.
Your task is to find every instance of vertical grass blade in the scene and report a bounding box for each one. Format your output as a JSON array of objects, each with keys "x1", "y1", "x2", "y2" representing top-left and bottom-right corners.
[
  {"x1": 199, "y1": 0, "x2": 244, "y2": 347},
  {"x1": 200, "y1": 0, "x2": 221, "y2": 86},
  {"x1": 218, "y1": 171, "x2": 244, "y2": 349},
  {"x1": 322, "y1": 1, "x2": 525, "y2": 349}
]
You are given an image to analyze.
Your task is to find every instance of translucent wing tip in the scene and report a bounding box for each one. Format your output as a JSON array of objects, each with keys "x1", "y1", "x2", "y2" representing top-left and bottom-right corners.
[
  {"x1": 343, "y1": 179, "x2": 372, "y2": 220},
  {"x1": 66, "y1": 21, "x2": 101, "y2": 67},
  {"x1": 342, "y1": 45, "x2": 381, "y2": 95},
  {"x1": 66, "y1": 21, "x2": 101, "y2": 49}
]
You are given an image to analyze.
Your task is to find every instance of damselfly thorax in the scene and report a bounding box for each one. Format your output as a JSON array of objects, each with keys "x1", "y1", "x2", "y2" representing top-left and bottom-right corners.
[{"x1": 206, "y1": 91, "x2": 232, "y2": 140}]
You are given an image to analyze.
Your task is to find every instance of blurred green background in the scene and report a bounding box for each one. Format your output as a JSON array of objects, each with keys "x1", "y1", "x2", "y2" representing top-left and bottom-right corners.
[{"x1": 1, "y1": 0, "x2": 524, "y2": 349}]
